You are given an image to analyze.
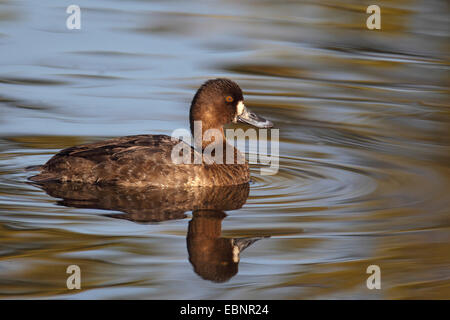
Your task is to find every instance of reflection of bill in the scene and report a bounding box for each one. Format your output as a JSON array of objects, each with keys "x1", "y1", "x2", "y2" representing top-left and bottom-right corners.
[
  {"x1": 171, "y1": 120, "x2": 279, "y2": 176},
  {"x1": 33, "y1": 181, "x2": 270, "y2": 283}
]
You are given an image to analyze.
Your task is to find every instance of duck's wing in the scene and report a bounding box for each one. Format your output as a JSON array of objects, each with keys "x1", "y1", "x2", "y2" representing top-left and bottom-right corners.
[
  {"x1": 29, "y1": 134, "x2": 197, "y2": 184},
  {"x1": 47, "y1": 134, "x2": 180, "y2": 163}
]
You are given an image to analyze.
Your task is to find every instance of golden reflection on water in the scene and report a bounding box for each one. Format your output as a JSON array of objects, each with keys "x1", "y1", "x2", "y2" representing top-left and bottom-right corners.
[{"x1": 0, "y1": 0, "x2": 449, "y2": 299}]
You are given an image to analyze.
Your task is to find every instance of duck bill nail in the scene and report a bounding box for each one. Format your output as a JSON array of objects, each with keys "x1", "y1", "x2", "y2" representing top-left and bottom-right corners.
[{"x1": 238, "y1": 108, "x2": 273, "y2": 128}]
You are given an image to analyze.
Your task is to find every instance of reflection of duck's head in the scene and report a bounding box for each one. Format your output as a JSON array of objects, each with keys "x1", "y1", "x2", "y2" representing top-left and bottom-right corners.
[
  {"x1": 187, "y1": 210, "x2": 267, "y2": 283},
  {"x1": 187, "y1": 211, "x2": 237, "y2": 283}
]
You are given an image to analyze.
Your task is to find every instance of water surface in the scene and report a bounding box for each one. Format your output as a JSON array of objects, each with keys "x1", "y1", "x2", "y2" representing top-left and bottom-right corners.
[{"x1": 0, "y1": 0, "x2": 449, "y2": 299}]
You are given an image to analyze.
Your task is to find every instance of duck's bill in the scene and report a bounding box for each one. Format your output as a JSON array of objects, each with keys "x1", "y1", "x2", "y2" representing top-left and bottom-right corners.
[{"x1": 237, "y1": 106, "x2": 273, "y2": 128}]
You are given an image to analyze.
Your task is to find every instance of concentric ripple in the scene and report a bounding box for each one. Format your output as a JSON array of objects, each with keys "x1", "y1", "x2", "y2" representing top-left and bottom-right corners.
[{"x1": 247, "y1": 139, "x2": 379, "y2": 212}]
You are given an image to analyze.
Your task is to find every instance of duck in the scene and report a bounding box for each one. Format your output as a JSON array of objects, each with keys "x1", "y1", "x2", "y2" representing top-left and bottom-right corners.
[{"x1": 29, "y1": 78, "x2": 273, "y2": 187}]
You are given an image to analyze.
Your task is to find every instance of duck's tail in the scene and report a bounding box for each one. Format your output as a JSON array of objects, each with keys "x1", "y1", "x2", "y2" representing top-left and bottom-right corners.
[
  {"x1": 26, "y1": 165, "x2": 59, "y2": 183},
  {"x1": 25, "y1": 165, "x2": 43, "y2": 172},
  {"x1": 28, "y1": 172, "x2": 58, "y2": 183}
]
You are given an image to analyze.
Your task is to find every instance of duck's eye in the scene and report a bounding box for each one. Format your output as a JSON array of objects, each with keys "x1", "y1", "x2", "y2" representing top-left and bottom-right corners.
[{"x1": 225, "y1": 96, "x2": 234, "y2": 103}]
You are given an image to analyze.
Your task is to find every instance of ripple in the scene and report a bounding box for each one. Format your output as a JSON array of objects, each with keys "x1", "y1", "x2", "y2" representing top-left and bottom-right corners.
[{"x1": 249, "y1": 150, "x2": 378, "y2": 211}]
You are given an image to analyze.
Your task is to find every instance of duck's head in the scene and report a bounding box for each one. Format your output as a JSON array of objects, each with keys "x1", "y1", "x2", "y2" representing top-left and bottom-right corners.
[{"x1": 189, "y1": 78, "x2": 273, "y2": 135}]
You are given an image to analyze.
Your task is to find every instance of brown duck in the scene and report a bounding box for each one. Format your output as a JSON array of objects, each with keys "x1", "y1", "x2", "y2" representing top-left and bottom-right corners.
[{"x1": 29, "y1": 78, "x2": 273, "y2": 187}]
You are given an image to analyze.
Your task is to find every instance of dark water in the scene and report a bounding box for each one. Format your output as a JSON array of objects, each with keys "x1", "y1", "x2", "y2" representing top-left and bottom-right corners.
[{"x1": 0, "y1": 0, "x2": 449, "y2": 299}]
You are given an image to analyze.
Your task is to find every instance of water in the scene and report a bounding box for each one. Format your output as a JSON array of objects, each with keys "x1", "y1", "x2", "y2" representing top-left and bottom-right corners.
[{"x1": 0, "y1": 0, "x2": 449, "y2": 299}]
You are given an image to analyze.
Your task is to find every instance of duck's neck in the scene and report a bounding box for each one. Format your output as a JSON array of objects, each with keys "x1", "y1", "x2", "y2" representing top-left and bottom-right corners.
[{"x1": 190, "y1": 123, "x2": 245, "y2": 165}]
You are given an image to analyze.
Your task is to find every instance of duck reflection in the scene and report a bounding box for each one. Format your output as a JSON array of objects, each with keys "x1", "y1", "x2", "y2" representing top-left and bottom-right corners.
[
  {"x1": 188, "y1": 210, "x2": 267, "y2": 282},
  {"x1": 32, "y1": 181, "x2": 268, "y2": 282}
]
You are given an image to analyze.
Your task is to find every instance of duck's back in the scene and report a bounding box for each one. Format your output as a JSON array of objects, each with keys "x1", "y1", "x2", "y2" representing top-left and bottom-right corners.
[{"x1": 29, "y1": 134, "x2": 249, "y2": 187}]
